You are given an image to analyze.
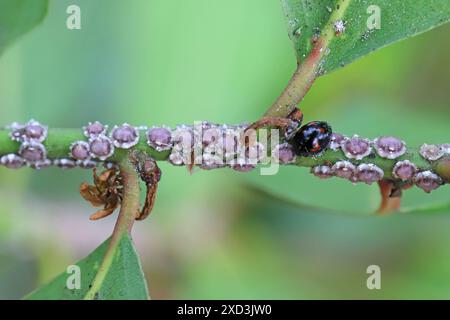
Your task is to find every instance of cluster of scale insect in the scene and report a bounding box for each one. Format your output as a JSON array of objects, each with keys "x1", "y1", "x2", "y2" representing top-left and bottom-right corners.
[
  {"x1": 1, "y1": 120, "x2": 51, "y2": 170},
  {"x1": 1, "y1": 120, "x2": 448, "y2": 193},
  {"x1": 304, "y1": 133, "x2": 448, "y2": 193},
  {"x1": 168, "y1": 122, "x2": 265, "y2": 172},
  {"x1": 1, "y1": 120, "x2": 138, "y2": 170},
  {"x1": 1, "y1": 120, "x2": 101, "y2": 170},
  {"x1": 1, "y1": 120, "x2": 269, "y2": 174}
]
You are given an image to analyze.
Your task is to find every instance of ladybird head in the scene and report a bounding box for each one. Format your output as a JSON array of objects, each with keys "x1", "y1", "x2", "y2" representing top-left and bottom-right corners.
[
  {"x1": 287, "y1": 107, "x2": 304, "y2": 124},
  {"x1": 288, "y1": 121, "x2": 332, "y2": 156},
  {"x1": 284, "y1": 108, "x2": 304, "y2": 139}
]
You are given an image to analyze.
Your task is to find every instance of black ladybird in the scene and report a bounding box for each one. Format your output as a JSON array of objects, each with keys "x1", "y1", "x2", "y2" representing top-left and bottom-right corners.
[{"x1": 288, "y1": 121, "x2": 332, "y2": 156}]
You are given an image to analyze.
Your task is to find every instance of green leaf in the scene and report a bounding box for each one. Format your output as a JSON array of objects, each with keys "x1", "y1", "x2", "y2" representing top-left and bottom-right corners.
[
  {"x1": 25, "y1": 234, "x2": 149, "y2": 300},
  {"x1": 400, "y1": 202, "x2": 450, "y2": 214},
  {"x1": 0, "y1": 0, "x2": 48, "y2": 54},
  {"x1": 248, "y1": 183, "x2": 450, "y2": 216},
  {"x1": 282, "y1": 0, "x2": 450, "y2": 74},
  {"x1": 244, "y1": 183, "x2": 364, "y2": 216}
]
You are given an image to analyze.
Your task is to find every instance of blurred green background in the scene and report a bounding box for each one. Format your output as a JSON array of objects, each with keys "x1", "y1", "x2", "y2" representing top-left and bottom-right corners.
[{"x1": 0, "y1": 0, "x2": 449, "y2": 299}]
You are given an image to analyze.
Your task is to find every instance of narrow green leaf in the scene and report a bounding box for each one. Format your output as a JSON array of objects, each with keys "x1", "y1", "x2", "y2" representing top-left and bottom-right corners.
[
  {"x1": 400, "y1": 202, "x2": 450, "y2": 215},
  {"x1": 247, "y1": 183, "x2": 450, "y2": 216},
  {"x1": 25, "y1": 234, "x2": 149, "y2": 300},
  {"x1": 244, "y1": 183, "x2": 366, "y2": 217},
  {"x1": 282, "y1": 0, "x2": 450, "y2": 73},
  {"x1": 0, "y1": 0, "x2": 48, "y2": 54}
]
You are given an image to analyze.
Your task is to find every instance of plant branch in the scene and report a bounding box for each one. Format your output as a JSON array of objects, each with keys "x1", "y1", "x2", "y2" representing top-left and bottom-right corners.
[
  {"x1": 292, "y1": 147, "x2": 446, "y2": 181},
  {"x1": 0, "y1": 128, "x2": 449, "y2": 184},
  {"x1": 265, "y1": 0, "x2": 351, "y2": 117}
]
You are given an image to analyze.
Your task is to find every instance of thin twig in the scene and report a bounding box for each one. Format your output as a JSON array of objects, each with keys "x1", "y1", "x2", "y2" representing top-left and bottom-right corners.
[
  {"x1": 265, "y1": 0, "x2": 351, "y2": 117},
  {"x1": 84, "y1": 154, "x2": 140, "y2": 300}
]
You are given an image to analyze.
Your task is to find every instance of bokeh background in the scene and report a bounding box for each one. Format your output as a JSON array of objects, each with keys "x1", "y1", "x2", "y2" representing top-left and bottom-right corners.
[{"x1": 0, "y1": 0, "x2": 449, "y2": 299}]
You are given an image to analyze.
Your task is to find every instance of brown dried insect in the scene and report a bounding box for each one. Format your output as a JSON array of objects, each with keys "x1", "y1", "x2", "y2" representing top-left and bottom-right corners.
[
  {"x1": 130, "y1": 151, "x2": 161, "y2": 220},
  {"x1": 80, "y1": 167, "x2": 123, "y2": 220},
  {"x1": 81, "y1": 152, "x2": 161, "y2": 221}
]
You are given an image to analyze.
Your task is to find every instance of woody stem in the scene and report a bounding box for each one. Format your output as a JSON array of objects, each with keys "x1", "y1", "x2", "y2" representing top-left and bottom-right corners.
[
  {"x1": 114, "y1": 154, "x2": 141, "y2": 233},
  {"x1": 83, "y1": 153, "x2": 140, "y2": 299},
  {"x1": 264, "y1": 0, "x2": 351, "y2": 118}
]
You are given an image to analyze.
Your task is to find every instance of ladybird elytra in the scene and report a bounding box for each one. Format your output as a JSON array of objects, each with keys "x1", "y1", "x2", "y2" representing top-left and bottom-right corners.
[{"x1": 288, "y1": 121, "x2": 332, "y2": 157}]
